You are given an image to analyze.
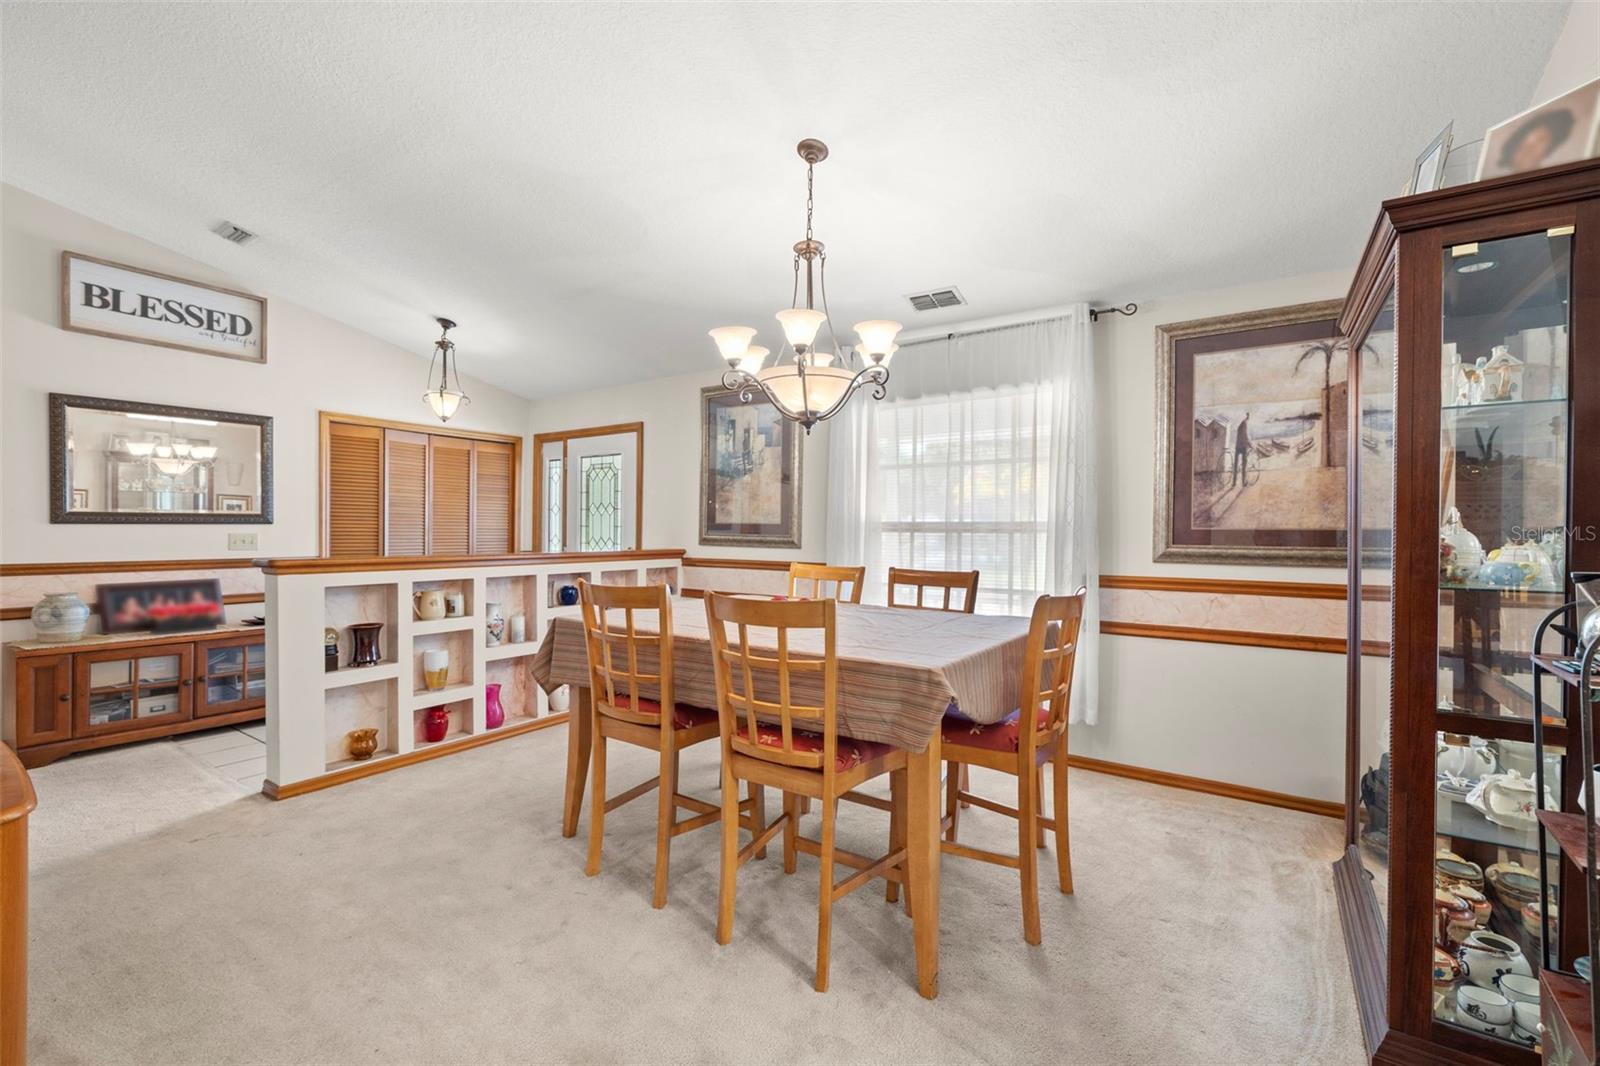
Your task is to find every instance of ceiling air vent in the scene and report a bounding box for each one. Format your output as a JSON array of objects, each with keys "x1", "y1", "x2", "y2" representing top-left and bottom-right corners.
[
  {"x1": 906, "y1": 286, "x2": 965, "y2": 312},
  {"x1": 212, "y1": 221, "x2": 257, "y2": 246}
]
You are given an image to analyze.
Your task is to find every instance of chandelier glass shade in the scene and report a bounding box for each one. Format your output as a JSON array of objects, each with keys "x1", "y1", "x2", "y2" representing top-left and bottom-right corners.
[
  {"x1": 710, "y1": 139, "x2": 902, "y2": 431},
  {"x1": 424, "y1": 317, "x2": 470, "y2": 423}
]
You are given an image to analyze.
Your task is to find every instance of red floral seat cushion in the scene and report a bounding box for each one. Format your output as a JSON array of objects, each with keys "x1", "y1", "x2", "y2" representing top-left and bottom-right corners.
[
  {"x1": 941, "y1": 708, "x2": 1052, "y2": 753},
  {"x1": 734, "y1": 721, "x2": 895, "y2": 772},
  {"x1": 609, "y1": 695, "x2": 718, "y2": 729}
]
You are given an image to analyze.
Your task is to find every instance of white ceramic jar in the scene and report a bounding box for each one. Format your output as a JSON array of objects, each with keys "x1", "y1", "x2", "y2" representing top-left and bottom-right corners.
[
  {"x1": 1458, "y1": 930, "x2": 1532, "y2": 990},
  {"x1": 32, "y1": 592, "x2": 90, "y2": 642},
  {"x1": 1455, "y1": 985, "x2": 1512, "y2": 1038}
]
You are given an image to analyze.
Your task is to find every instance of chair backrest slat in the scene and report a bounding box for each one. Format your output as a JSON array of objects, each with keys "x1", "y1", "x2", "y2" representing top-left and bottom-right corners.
[
  {"x1": 886, "y1": 567, "x2": 980, "y2": 614},
  {"x1": 706, "y1": 593, "x2": 839, "y2": 774},
  {"x1": 787, "y1": 563, "x2": 865, "y2": 604},
  {"x1": 1015, "y1": 587, "x2": 1088, "y2": 760},
  {"x1": 578, "y1": 580, "x2": 674, "y2": 730}
]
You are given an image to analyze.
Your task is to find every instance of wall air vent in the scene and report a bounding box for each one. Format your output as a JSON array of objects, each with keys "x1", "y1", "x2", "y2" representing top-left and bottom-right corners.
[
  {"x1": 905, "y1": 286, "x2": 965, "y2": 312},
  {"x1": 212, "y1": 221, "x2": 257, "y2": 245}
]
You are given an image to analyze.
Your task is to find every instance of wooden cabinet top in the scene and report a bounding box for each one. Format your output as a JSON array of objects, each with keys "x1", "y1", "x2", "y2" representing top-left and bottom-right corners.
[{"x1": 7, "y1": 623, "x2": 264, "y2": 657}]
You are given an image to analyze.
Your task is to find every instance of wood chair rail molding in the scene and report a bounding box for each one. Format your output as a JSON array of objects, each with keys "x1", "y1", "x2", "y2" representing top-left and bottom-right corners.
[
  {"x1": 1099, "y1": 574, "x2": 1389, "y2": 601},
  {"x1": 257, "y1": 548, "x2": 686, "y2": 575},
  {"x1": 0, "y1": 593, "x2": 264, "y2": 623},
  {"x1": 1103, "y1": 621, "x2": 1388, "y2": 658},
  {"x1": 681, "y1": 556, "x2": 825, "y2": 571},
  {"x1": 0, "y1": 558, "x2": 261, "y2": 576}
]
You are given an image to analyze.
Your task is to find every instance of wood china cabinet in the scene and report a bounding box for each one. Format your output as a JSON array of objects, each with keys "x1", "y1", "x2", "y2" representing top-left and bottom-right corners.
[{"x1": 1338, "y1": 158, "x2": 1600, "y2": 1064}]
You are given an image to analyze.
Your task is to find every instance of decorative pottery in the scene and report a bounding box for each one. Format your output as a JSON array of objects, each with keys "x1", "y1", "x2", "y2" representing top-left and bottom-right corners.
[
  {"x1": 486, "y1": 602, "x2": 506, "y2": 646},
  {"x1": 549, "y1": 685, "x2": 570, "y2": 713},
  {"x1": 1437, "y1": 732, "x2": 1495, "y2": 781},
  {"x1": 1467, "y1": 770, "x2": 1546, "y2": 831},
  {"x1": 1439, "y1": 508, "x2": 1484, "y2": 584},
  {"x1": 1457, "y1": 930, "x2": 1532, "y2": 990},
  {"x1": 558, "y1": 584, "x2": 579, "y2": 606},
  {"x1": 1489, "y1": 738, "x2": 1538, "y2": 779},
  {"x1": 422, "y1": 706, "x2": 450, "y2": 743},
  {"x1": 445, "y1": 593, "x2": 465, "y2": 617},
  {"x1": 1432, "y1": 948, "x2": 1459, "y2": 1021},
  {"x1": 349, "y1": 622, "x2": 383, "y2": 667},
  {"x1": 509, "y1": 613, "x2": 526, "y2": 644},
  {"x1": 422, "y1": 648, "x2": 450, "y2": 691},
  {"x1": 1435, "y1": 856, "x2": 1485, "y2": 892},
  {"x1": 347, "y1": 727, "x2": 380, "y2": 761},
  {"x1": 486, "y1": 682, "x2": 505, "y2": 730},
  {"x1": 1451, "y1": 884, "x2": 1492, "y2": 927},
  {"x1": 1454, "y1": 985, "x2": 1512, "y2": 1038},
  {"x1": 1521, "y1": 900, "x2": 1555, "y2": 940},
  {"x1": 414, "y1": 588, "x2": 447, "y2": 620},
  {"x1": 324, "y1": 626, "x2": 340, "y2": 673},
  {"x1": 1434, "y1": 889, "x2": 1476, "y2": 949},
  {"x1": 1486, "y1": 861, "x2": 1541, "y2": 907},
  {"x1": 1511, "y1": 1001, "x2": 1540, "y2": 1045},
  {"x1": 1497, "y1": 972, "x2": 1541, "y2": 1006},
  {"x1": 31, "y1": 592, "x2": 90, "y2": 642}
]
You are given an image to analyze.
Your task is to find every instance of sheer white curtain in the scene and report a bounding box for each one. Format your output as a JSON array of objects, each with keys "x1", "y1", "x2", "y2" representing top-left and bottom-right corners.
[{"x1": 826, "y1": 308, "x2": 1098, "y2": 723}]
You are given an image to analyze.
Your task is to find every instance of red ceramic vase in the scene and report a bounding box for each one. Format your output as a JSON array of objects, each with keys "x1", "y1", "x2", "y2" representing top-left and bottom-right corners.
[
  {"x1": 422, "y1": 706, "x2": 450, "y2": 743},
  {"x1": 485, "y1": 682, "x2": 505, "y2": 730}
]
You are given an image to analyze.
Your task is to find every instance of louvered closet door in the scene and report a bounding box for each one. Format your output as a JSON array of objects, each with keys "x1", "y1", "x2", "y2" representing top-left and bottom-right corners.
[
  {"x1": 427, "y1": 435, "x2": 473, "y2": 555},
  {"x1": 326, "y1": 422, "x2": 383, "y2": 556},
  {"x1": 384, "y1": 429, "x2": 429, "y2": 556},
  {"x1": 472, "y1": 441, "x2": 514, "y2": 553}
]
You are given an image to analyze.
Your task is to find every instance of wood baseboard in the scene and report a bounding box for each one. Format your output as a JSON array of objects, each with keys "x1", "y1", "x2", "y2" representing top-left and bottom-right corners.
[
  {"x1": 1065, "y1": 753, "x2": 1343, "y2": 819},
  {"x1": 262, "y1": 713, "x2": 567, "y2": 799}
]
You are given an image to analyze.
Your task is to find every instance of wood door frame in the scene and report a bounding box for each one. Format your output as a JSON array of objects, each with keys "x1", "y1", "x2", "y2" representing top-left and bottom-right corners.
[
  {"x1": 318, "y1": 411, "x2": 523, "y2": 556},
  {"x1": 531, "y1": 422, "x2": 645, "y2": 553}
]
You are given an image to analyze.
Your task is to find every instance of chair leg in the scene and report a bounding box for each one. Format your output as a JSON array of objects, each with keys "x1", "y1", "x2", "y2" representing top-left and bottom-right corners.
[
  {"x1": 651, "y1": 734, "x2": 676, "y2": 909},
  {"x1": 800, "y1": 796, "x2": 812, "y2": 816},
  {"x1": 887, "y1": 769, "x2": 905, "y2": 904},
  {"x1": 816, "y1": 788, "x2": 836, "y2": 992},
  {"x1": 783, "y1": 791, "x2": 799, "y2": 874},
  {"x1": 1054, "y1": 737, "x2": 1073, "y2": 894},
  {"x1": 960, "y1": 764, "x2": 971, "y2": 809},
  {"x1": 1034, "y1": 766, "x2": 1047, "y2": 849},
  {"x1": 944, "y1": 761, "x2": 961, "y2": 843},
  {"x1": 1018, "y1": 758, "x2": 1041, "y2": 945},
  {"x1": 751, "y1": 783, "x2": 768, "y2": 861},
  {"x1": 585, "y1": 727, "x2": 608, "y2": 877},
  {"x1": 716, "y1": 758, "x2": 741, "y2": 946}
]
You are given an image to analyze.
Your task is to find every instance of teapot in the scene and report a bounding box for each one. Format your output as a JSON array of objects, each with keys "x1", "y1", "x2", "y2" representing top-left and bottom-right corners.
[
  {"x1": 414, "y1": 588, "x2": 447, "y2": 620},
  {"x1": 1469, "y1": 771, "x2": 1545, "y2": 831}
]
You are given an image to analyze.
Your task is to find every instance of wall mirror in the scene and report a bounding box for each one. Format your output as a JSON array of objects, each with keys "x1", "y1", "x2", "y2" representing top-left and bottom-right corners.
[{"x1": 49, "y1": 393, "x2": 273, "y2": 523}]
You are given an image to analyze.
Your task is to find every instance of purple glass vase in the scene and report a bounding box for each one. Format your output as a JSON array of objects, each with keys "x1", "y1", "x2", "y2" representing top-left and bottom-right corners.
[{"x1": 485, "y1": 682, "x2": 505, "y2": 730}]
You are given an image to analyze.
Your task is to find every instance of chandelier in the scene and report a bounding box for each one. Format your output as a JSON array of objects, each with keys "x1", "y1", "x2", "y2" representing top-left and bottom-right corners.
[
  {"x1": 424, "y1": 317, "x2": 470, "y2": 422},
  {"x1": 709, "y1": 139, "x2": 902, "y2": 432}
]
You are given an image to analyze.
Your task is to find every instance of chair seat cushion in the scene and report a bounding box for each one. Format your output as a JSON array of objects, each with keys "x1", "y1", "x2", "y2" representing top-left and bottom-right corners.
[
  {"x1": 734, "y1": 722, "x2": 895, "y2": 772},
  {"x1": 610, "y1": 695, "x2": 718, "y2": 729},
  {"x1": 941, "y1": 708, "x2": 1051, "y2": 753}
]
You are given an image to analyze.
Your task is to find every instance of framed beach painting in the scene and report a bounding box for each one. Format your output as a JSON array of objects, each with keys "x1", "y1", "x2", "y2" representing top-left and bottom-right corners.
[
  {"x1": 699, "y1": 385, "x2": 802, "y2": 547},
  {"x1": 1154, "y1": 299, "x2": 1359, "y2": 566}
]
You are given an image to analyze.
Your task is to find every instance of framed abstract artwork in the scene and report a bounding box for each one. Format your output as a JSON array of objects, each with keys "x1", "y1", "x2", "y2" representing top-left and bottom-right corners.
[
  {"x1": 699, "y1": 386, "x2": 802, "y2": 547},
  {"x1": 1154, "y1": 299, "x2": 1356, "y2": 566}
]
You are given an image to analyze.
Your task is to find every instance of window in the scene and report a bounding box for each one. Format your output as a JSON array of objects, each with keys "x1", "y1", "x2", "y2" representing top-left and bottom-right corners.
[
  {"x1": 543, "y1": 457, "x2": 563, "y2": 552},
  {"x1": 874, "y1": 384, "x2": 1052, "y2": 615},
  {"x1": 533, "y1": 423, "x2": 642, "y2": 553},
  {"x1": 578, "y1": 453, "x2": 623, "y2": 551},
  {"x1": 321, "y1": 413, "x2": 520, "y2": 557}
]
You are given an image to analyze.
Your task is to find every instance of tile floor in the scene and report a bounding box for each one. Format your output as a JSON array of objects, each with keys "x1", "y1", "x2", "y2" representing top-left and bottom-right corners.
[{"x1": 172, "y1": 723, "x2": 267, "y2": 793}]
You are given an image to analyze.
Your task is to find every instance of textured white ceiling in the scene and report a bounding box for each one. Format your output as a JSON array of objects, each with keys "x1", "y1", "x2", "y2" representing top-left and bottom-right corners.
[{"x1": 0, "y1": 2, "x2": 1567, "y2": 400}]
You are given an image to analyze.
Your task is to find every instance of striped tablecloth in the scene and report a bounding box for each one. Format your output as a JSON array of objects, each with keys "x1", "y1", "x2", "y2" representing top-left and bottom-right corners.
[{"x1": 528, "y1": 597, "x2": 1034, "y2": 752}]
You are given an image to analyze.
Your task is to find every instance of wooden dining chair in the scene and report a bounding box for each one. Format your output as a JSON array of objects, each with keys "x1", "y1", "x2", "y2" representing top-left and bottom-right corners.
[
  {"x1": 886, "y1": 567, "x2": 980, "y2": 613},
  {"x1": 787, "y1": 562, "x2": 865, "y2": 604},
  {"x1": 705, "y1": 592, "x2": 909, "y2": 992},
  {"x1": 941, "y1": 587, "x2": 1087, "y2": 945},
  {"x1": 577, "y1": 580, "x2": 763, "y2": 909}
]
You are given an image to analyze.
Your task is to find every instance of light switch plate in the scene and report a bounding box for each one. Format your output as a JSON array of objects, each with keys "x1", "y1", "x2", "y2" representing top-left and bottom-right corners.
[{"x1": 227, "y1": 532, "x2": 258, "y2": 552}]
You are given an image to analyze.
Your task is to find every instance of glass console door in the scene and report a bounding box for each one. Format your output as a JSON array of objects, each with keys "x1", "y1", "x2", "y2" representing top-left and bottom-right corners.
[
  {"x1": 1431, "y1": 226, "x2": 1571, "y2": 1047},
  {"x1": 196, "y1": 637, "x2": 266, "y2": 717},
  {"x1": 74, "y1": 645, "x2": 195, "y2": 736}
]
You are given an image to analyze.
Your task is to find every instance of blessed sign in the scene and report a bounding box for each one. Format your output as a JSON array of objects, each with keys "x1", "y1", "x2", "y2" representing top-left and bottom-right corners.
[{"x1": 61, "y1": 252, "x2": 267, "y2": 363}]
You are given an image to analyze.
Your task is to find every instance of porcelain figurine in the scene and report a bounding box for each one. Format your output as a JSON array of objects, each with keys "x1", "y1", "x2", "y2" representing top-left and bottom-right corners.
[
  {"x1": 347, "y1": 727, "x2": 380, "y2": 761},
  {"x1": 486, "y1": 682, "x2": 505, "y2": 729},
  {"x1": 1480, "y1": 345, "x2": 1524, "y2": 402},
  {"x1": 31, "y1": 592, "x2": 90, "y2": 642},
  {"x1": 414, "y1": 588, "x2": 447, "y2": 620},
  {"x1": 486, "y1": 601, "x2": 506, "y2": 646},
  {"x1": 1457, "y1": 930, "x2": 1531, "y2": 991}
]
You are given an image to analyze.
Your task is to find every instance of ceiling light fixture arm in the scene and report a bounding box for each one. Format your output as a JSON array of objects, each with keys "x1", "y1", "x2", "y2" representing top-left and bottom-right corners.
[{"x1": 721, "y1": 359, "x2": 889, "y2": 434}]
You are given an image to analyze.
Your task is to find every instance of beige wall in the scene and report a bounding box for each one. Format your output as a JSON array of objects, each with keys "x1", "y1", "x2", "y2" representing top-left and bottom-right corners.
[
  {"x1": 1530, "y1": 0, "x2": 1599, "y2": 105},
  {"x1": 0, "y1": 185, "x2": 535, "y2": 564}
]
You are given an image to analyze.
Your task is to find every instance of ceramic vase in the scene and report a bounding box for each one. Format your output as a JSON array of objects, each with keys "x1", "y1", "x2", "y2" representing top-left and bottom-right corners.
[
  {"x1": 347, "y1": 728, "x2": 380, "y2": 761},
  {"x1": 549, "y1": 686, "x2": 570, "y2": 713},
  {"x1": 422, "y1": 648, "x2": 450, "y2": 691},
  {"x1": 486, "y1": 602, "x2": 506, "y2": 646},
  {"x1": 509, "y1": 613, "x2": 526, "y2": 644},
  {"x1": 422, "y1": 706, "x2": 450, "y2": 744},
  {"x1": 558, "y1": 585, "x2": 579, "y2": 606},
  {"x1": 32, "y1": 592, "x2": 90, "y2": 643},
  {"x1": 1458, "y1": 930, "x2": 1532, "y2": 990},
  {"x1": 486, "y1": 682, "x2": 505, "y2": 730},
  {"x1": 445, "y1": 593, "x2": 465, "y2": 617},
  {"x1": 414, "y1": 589, "x2": 446, "y2": 620},
  {"x1": 349, "y1": 622, "x2": 383, "y2": 667}
]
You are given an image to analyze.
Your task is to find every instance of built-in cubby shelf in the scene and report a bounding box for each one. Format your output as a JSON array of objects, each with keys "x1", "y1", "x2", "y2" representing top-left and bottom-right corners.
[{"x1": 266, "y1": 552, "x2": 684, "y2": 796}]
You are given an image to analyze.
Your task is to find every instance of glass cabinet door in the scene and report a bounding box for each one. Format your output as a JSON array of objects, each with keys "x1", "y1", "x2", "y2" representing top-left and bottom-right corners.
[
  {"x1": 1431, "y1": 226, "x2": 1571, "y2": 1044},
  {"x1": 196, "y1": 638, "x2": 266, "y2": 716},
  {"x1": 76, "y1": 646, "x2": 194, "y2": 735}
]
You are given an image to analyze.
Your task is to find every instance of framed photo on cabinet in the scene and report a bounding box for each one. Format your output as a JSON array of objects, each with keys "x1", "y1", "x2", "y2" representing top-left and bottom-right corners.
[
  {"x1": 61, "y1": 251, "x2": 267, "y2": 363},
  {"x1": 699, "y1": 386, "x2": 802, "y2": 548},
  {"x1": 1153, "y1": 299, "x2": 1352, "y2": 566}
]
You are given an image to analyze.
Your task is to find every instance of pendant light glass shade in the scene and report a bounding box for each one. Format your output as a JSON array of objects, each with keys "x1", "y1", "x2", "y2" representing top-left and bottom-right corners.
[
  {"x1": 425, "y1": 388, "x2": 467, "y2": 422},
  {"x1": 756, "y1": 363, "x2": 855, "y2": 419},
  {"x1": 709, "y1": 326, "x2": 758, "y2": 364},
  {"x1": 853, "y1": 319, "x2": 903, "y2": 358},
  {"x1": 735, "y1": 345, "x2": 769, "y2": 375},
  {"x1": 775, "y1": 308, "x2": 827, "y2": 349}
]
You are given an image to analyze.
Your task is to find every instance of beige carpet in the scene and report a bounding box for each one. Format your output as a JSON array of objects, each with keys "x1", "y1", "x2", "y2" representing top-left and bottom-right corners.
[{"x1": 25, "y1": 725, "x2": 1365, "y2": 1065}]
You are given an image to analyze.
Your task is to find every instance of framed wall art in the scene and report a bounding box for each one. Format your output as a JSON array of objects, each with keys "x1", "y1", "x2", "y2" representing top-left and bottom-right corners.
[
  {"x1": 96, "y1": 577, "x2": 225, "y2": 634},
  {"x1": 699, "y1": 385, "x2": 802, "y2": 547},
  {"x1": 61, "y1": 251, "x2": 267, "y2": 363},
  {"x1": 1154, "y1": 299, "x2": 1356, "y2": 566}
]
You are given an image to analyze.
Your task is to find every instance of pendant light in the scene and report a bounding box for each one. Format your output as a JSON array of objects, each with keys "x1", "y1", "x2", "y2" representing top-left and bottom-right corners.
[{"x1": 424, "y1": 317, "x2": 470, "y2": 422}]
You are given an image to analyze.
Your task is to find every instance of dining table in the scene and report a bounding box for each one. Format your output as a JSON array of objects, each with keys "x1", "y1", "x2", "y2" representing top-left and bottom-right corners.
[{"x1": 529, "y1": 595, "x2": 1036, "y2": 1000}]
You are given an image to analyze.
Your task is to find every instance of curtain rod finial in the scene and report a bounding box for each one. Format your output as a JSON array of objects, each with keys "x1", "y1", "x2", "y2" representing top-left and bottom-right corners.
[{"x1": 1089, "y1": 302, "x2": 1137, "y2": 323}]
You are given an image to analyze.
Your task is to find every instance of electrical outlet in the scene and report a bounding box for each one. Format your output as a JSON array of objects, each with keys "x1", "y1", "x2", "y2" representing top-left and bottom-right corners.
[{"x1": 227, "y1": 532, "x2": 258, "y2": 552}]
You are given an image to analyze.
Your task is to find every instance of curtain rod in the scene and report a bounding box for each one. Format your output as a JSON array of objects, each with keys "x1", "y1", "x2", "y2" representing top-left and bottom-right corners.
[{"x1": 896, "y1": 301, "x2": 1138, "y2": 346}]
